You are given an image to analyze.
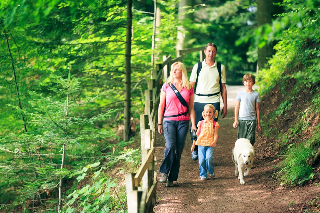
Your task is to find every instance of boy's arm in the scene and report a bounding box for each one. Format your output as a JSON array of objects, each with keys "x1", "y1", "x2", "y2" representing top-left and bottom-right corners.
[
  {"x1": 233, "y1": 100, "x2": 240, "y2": 128},
  {"x1": 256, "y1": 102, "x2": 261, "y2": 131}
]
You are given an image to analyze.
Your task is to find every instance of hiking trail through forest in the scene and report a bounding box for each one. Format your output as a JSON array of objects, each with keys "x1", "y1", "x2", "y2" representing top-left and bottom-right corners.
[{"x1": 153, "y1": 85, "x2": 319, "y2": 213}]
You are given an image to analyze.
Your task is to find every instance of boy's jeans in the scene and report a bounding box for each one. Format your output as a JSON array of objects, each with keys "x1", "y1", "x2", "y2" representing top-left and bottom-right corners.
[{"x1": 198, "y1": 145, "x2": 215, "y2": 178}]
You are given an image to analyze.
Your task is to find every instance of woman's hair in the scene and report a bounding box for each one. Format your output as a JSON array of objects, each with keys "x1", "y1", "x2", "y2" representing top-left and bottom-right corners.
[
  {"x1": 167, "y1": 62, "x2": 191, "y2": 90},
  {"x1": 243, "y1": 73, "x2": 256, "y2": 84},
  {"x1": 202, "y1": 104, "x2": 218, "y2": 119}
]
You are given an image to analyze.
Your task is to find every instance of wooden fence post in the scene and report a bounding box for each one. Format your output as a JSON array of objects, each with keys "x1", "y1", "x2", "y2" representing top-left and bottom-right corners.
[{"x1": 126, "y1": 173, "x2": 142, "y2": 213}]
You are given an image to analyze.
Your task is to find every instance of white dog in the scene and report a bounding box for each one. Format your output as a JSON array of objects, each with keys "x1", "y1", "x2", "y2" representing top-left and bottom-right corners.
[{"x1": 232, "y1": 138, "x2": 255, "y2": 185}]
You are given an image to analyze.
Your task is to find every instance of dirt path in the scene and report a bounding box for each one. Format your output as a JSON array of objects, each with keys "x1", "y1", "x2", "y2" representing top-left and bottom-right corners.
[{"x1": 153, "y1": 86, "x2": 319, "y2": 213}]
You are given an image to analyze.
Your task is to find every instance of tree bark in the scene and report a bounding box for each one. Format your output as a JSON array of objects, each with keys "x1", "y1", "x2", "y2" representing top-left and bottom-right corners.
[
  {"x1": 257, "y1": 0, "x2": 274, "y2": 71},
  {"x1": 177, "y1": 0, "x2": 194, "y2": 53},
  {"x1": 124, "y1": 0, "x2": 132, "y2": 141}
]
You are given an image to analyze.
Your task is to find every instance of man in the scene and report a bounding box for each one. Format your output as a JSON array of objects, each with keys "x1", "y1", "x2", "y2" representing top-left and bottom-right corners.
[{"x1": 189, "y1": 43, "x2": 227, "y2": 160}]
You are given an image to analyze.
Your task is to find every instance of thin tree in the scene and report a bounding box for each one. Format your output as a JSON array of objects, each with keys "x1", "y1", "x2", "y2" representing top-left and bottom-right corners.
[
  {"x1": 124, "y1": 0, "x2": 133, "y2": 141},
  {"x1": 4, "y1": 29, "x2": 27, "y2": 133},
  {"x1": 257, "y1": 0, "x2": 274, "y2": 71},
  {"x1": 177, "y1": 0, "x2": 194, "y2": 53}
]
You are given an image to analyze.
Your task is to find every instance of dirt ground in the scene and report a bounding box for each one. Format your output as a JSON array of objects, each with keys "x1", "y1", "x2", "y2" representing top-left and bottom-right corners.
[{"x1": 153, "y1": 86, "x2": 320, "y2": 213}]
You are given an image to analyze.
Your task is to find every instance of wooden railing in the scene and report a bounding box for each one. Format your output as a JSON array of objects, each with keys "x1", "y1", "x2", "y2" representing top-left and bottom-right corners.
[{"x1": 126, "y1": 46, "x2": 205, "y2": 213}]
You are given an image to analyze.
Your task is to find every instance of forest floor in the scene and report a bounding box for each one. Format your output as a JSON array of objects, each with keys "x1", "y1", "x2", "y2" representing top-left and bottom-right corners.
[{"x1": 153, "y1": 85, "x2": 320, "y2": 213}]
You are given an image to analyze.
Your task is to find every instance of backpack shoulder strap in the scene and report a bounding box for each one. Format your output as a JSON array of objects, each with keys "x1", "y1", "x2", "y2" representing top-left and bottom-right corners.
[
  {"x1": 197, "y1": 120, "x2": 204, "y2": 136},
  {"x1": 217, "y1": 62, "x2": 222, "y2": 93},
  {"x1": 169, "y1": 83, "x2": 188, "y2": 108},
  {"x1": 194, "y1": 62, "x2": 202, "y2": 93}
]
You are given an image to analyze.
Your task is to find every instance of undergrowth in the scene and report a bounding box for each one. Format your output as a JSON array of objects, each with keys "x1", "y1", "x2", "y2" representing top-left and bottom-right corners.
[{"x1": 257, "y1": 1, "x2": 320, "y2": 186}]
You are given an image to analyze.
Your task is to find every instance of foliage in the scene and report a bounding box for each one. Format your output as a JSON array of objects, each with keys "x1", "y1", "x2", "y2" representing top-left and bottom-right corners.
[
  {"x1": 256, "y1": 0, "x2": 320, "y2": 187},
  {"x1": 0, "y1": 0, "x2": 176, "y2": 211},
  {"x1": 277, "y1": 143, "x2": 314, "y2": 186}
]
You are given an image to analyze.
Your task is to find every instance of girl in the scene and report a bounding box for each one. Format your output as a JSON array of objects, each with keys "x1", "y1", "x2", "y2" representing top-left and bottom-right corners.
[
  {"x1": 191, "y1": 104, "x2": 219, "y2": 180},
  {"x1": 158, "y1": 62, "x2": 197, "y2": 187}
]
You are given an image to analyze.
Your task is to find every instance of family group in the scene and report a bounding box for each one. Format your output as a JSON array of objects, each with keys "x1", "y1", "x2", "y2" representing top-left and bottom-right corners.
[{"x1": 157, "y1": 43, "x2": 261, "y2": 187}]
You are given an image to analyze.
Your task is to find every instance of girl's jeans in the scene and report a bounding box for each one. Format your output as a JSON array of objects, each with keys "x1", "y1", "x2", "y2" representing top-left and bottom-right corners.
[
  {"x1": 198, "y1": 145, "x2": 215, "y2": 178},
  {"x1": 159, "y1": 120, "x2": 189, "y2": 181}
]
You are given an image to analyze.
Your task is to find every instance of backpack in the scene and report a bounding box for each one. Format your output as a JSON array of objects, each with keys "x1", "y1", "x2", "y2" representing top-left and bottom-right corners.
[
  {"x1": 194, "y1": 61, "x2": 222, "y2": 96},
  {"x1": 197, "y1": 120, "x2": 216, "y2": 136}
]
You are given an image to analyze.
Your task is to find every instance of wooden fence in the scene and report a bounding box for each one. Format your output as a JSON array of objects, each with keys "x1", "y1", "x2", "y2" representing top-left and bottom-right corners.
[{"x1": 126, "y1": 46, "x2": 205, "y2": 213}]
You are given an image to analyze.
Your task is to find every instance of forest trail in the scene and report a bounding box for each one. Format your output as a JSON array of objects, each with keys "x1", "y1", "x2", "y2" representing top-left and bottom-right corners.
[{"x1": 153, "y1": 85, "x2": 319, "y2": 213}]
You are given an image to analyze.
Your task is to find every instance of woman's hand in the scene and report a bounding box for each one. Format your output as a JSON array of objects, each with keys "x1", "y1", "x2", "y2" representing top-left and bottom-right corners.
[
  {"x1": 158, "y1": 124, "x2": 163, "y2": 134},
  {"x1": 191, "y1": 124, "x2": 197, "y2": 133}
]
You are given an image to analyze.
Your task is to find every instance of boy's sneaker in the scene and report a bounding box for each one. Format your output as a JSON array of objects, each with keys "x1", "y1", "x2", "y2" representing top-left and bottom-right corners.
[
  {"x1": 159, "y1": 173, "x2": 168, "y2": 183},
  {"x1": 191, "y1": 150, "x2": 198, "y2": 161},
  {"x1": 166, "y1": 181, "x2": 174, "y2": 187},
  {"x1": 209, "y1": 173, "x2": 215, "y2": 178},
  {"x1": 200, "y1": 177, "x2": 207, "y2": 181}
]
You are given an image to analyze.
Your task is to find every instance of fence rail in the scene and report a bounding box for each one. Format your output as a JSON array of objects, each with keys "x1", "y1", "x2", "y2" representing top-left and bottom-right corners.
[{"x1": 126, "y1": 46, "x2": 205, "y2": 213}]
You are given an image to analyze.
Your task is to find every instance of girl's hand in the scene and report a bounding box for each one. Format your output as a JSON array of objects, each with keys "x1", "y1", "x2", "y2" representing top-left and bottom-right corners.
[{"x1": 191, "y1": 142, "x2": 195, "y2": 152}]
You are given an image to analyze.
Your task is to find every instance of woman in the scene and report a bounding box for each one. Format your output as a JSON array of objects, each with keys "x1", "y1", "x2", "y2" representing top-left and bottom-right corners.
[{"x1": 157, "y1": 62, "x2": 196, "y2": 187}]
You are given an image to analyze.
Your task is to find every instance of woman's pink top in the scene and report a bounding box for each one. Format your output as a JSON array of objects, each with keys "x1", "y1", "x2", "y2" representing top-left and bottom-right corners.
[{"x1": 162, "y1": 83, "x2": 194, "y2": 121}]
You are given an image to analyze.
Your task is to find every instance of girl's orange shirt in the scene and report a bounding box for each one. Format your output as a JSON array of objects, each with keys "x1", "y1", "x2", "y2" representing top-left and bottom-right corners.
[{"x1": 195, "y1": 120, "x2": 219, "y2": 147}]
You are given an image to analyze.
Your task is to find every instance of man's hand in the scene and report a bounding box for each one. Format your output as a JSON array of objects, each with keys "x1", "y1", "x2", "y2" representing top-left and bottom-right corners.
[{"x1": 221, "y1": 107, "x2": 227, "y2": 118}]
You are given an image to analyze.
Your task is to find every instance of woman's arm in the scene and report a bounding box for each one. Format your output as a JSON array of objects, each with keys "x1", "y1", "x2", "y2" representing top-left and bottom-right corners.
[
  {"x1": 158, "y1": 91, "x2": 166, "y2": 134},
  {"x1": 189, "y1": 94, "x2": 197, "y2": 132}
]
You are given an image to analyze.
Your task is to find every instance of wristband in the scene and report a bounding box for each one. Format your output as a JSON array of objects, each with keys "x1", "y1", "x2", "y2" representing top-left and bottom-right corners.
[{"x1": 158, "y1": 124, "x2": 163, "y2": 126}]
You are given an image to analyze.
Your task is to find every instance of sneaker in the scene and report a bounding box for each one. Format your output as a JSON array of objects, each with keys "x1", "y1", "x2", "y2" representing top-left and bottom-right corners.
[
  {"x1": 210, "y1": 173, "x2": 215, "y2": 178},
  {"x1": 200, "y1": 177, "x2": 207, "y2": 181},
  {"x1": 191, "y1": 150, "x2": 198, "y2": 161},
  {"x1": 166, "y1": 181, "x2": 174, "y2": 187},
  {"x1": 159, "y1": 173, "x2": 168, "y2": 183}
]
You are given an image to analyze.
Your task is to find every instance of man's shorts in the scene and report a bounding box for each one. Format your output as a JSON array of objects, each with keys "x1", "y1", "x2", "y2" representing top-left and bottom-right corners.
[{"x1": 237, "y1": 120, "x2": 256, "y2": 145}]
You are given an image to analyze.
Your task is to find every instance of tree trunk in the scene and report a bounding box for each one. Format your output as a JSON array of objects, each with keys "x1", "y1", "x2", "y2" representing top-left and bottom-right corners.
[
  {"x1": 4, "y1": 30, "x2": 27, "y2": 133},
  {"x1": 257, "y1": 0, "x2": 274, "y2": 71},
  {"x1": 124, "y1": 0, "x2": 132, "y2": 142},
  {"x1": 177, "y1": 0, "x2": 194, "y2": 53}
]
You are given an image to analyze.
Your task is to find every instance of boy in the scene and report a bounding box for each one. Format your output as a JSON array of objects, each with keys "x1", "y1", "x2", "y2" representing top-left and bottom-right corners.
[{"x1": 233, "y1": 73, "x2": 261, "y2": 145}]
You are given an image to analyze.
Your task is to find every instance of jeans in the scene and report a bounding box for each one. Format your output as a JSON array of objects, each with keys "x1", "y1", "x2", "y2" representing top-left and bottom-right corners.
[
  {"x1": 198, "y1": 145, "x2": 215, "y2": 178},
  {"x1": 192, "y1": 102, "x2": 220, "y2": 153},
  {"x1": 159, "y1": 120, "x2": 189, "y2": 181}
]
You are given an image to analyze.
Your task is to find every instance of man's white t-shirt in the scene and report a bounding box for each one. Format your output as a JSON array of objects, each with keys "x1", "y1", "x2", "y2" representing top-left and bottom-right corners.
[{"x1": 190, "y1": 60, "x2": 226, "y2": 103}]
